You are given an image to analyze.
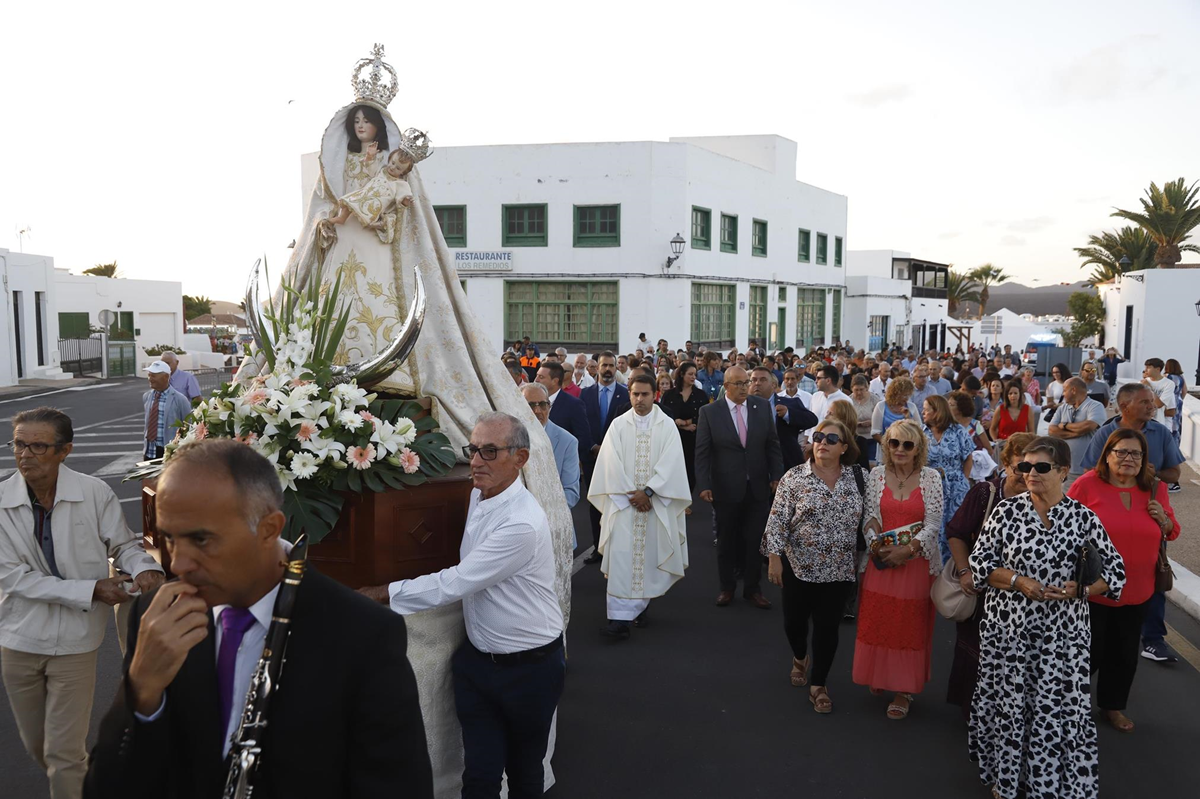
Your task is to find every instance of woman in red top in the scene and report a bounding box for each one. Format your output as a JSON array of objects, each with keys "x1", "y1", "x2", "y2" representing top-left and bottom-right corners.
[
  {"x1": 1068, "y1": 428, "x2": 1180, "y2": 733},
  {"x1": 989, "y1": 379, "x2": 1035, "y2": 446}
]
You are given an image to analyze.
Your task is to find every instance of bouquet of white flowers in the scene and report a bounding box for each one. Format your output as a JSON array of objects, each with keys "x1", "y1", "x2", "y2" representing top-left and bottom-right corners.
[{"x1": 129, "y1": 258, "x2": 454, "y2": 543}]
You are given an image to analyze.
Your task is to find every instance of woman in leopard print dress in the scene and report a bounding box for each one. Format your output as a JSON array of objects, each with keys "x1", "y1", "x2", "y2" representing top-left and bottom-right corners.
[{"x1": 968, "y1": 437, "x2": 1125, "y2": 799}]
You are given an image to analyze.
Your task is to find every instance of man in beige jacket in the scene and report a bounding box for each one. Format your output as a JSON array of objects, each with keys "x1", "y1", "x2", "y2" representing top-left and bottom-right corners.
[{"x1": 0, "y1": 407, "x2": 163, "y2": 799}]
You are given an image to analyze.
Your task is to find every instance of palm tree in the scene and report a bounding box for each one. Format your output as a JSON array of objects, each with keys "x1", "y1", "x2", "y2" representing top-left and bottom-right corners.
[
  {"x1": 968, "y1": 263, "x2": 1009, "y2": 318},
  {"x1": 183, "y1": 295, "x2": 213, "y2": 321},
  {"x1": 1074, "y1": 226, "x2": 1159, "y2": 285},
  {"x1": 83, "y1": 262, "x2": 119, "y2": 278},
  {"x1": 1111, "y1": 178, "x2": 1200, "y2": 268},
  {"x1": 946, "y1": 268, "x2": 981, "y2": 318}
]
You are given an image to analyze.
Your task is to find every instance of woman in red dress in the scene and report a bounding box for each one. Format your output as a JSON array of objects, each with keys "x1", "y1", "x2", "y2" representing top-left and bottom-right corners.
[
  {"x1": 989, "y1": 378, "x2": 1036, "y2": 452},
  {"x1": 852, "y1": 419, "x2": 945, "y2": 719}
]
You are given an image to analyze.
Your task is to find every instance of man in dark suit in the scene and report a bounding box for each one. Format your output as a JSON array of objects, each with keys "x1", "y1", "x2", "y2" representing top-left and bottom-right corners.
[
  {"x1": 579, "y1": 351, "x2": 630, "y2": 564},
  {"x1": 85, "y1": 441, "x2": 432, "y2": 799},
  {"x1": 695, "y1": 366, "x2": 784, "y2": 609},
  {"x1": 750, "y1": 365, "x2": 816, "y2": 470},
  {"x1": 537, "y1": 361, "x2": 593, "y2": 464}
]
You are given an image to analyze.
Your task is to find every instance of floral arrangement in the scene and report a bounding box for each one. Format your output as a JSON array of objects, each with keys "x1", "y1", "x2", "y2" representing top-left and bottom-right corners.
[{"x1": 130, "y1": 258, "x2": 454, "y2": 544}]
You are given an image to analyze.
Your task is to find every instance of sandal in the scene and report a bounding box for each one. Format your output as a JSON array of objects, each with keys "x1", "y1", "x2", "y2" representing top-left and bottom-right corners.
[
  {"x1": 886, "y1": 693, "x2": 913, "y2": 720},
  {"x1": 1104, "y1": 710, "x2": 1135, "y2": 733},
  {"x1": 809, "y1": 686, "x2": 832, "y2": 714},
  {"x1": 790, "y1": 655, "x2": 811, "y2": 687}
]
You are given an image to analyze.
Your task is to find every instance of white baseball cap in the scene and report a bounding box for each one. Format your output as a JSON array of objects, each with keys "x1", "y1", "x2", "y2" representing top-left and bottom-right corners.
[{"x1": 145, "y1": 361, "x2": 171, "y2": 375}]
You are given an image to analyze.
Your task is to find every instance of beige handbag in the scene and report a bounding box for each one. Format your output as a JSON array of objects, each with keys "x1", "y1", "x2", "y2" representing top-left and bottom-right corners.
[{"x1": 931, "y1": 483, "x2": 995, "y2": 622}]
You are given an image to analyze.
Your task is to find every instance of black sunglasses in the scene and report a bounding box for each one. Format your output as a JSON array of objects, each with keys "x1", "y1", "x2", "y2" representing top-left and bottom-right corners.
[
  {"x1": 1016, "y1": 461, "x2": 1054, "y2": 474},
  {"x1": 886, "y1": 438, "x2": 916, "y2": 451},
  {"x1": 811, "y1": 431, "x2": 842, "y2": 446}
]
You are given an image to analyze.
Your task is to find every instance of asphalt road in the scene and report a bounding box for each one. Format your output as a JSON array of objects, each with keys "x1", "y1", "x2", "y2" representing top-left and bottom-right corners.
[{"x1": 1, "y1": 377, "x2": 1198, "y2": 798}]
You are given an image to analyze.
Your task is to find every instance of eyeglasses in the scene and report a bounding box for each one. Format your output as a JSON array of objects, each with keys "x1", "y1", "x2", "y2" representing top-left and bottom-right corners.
[
  {"x1": 1110, "y1": 449, "x2": 1143, "y2": 461},
  {"x1": 462, "y1": 444, "x2": 518, "y2": 461},
  {"x1": 811, "y1": 431, "x2": 843, "y2": 446},
  {"x1": 527, "y1": 401, "x2": 550, "y2": 410},
  {"x1": 886, "y1": 439, "x2": 916, "y2": 451},
  {"x1": 1081, "y1": 367, "x2": 1095, "y2": 373},
  {"x1": 724, "y1": 381, "x2": 751, "y2": 389},
  {"x1": 1015, "y1": 461, "x2": 1055, "y2": 474},
  {"x1": 8, "y1": 440, "x2": 62, "y2": 455}
]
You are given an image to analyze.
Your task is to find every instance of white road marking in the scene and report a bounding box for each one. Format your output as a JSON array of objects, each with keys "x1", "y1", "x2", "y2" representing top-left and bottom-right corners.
[
  {"x1": 0, "y1": 451, "x2": 136, "y2": 463},
  {"x1": 0, "y1": 383, "x2": 123, "y2": 405},
  {"x1": 119, "y1": 497, "x2": 142, "y2": 504},
  {"x1": 91, "y1": 453, "x2": 144, "y2": 478},
  {"x1": 572, "y1": 547, "x2": 594, "y2": 575}
]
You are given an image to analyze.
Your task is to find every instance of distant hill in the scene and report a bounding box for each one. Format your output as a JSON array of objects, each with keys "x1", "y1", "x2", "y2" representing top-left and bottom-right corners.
[
  {"x1": 958, "y1": 280, "x2": 1094, "y2": 318},
  {"x1": 211, "y1": 300, "x2": 244, "y2": 316}
]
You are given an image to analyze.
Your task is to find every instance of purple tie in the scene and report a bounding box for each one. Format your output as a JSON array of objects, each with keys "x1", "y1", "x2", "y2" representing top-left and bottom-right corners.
[
  {"x1": 734, "y1": 403, "x2": 747, "y2": 447},
  {"x1": 217, "y1": 607, "x2": 258, "y2": 739}
]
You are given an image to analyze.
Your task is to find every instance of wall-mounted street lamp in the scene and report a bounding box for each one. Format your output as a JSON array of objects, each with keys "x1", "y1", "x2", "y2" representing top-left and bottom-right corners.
[
  {"x1": 1194, "y1": 298, "x2": 1200, "y2": 386},
  {"x1": 665, "y1": 233, "x2": 686, "y2": 269}
]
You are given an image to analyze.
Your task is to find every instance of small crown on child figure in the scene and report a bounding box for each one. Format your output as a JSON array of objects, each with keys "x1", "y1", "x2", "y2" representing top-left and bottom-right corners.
[
  {"x1": 351, "y1": 44, "x2": 399, "y2": 108},
  {"x1": 396, "y1": 128, "x2": 434, "y2": 164}
]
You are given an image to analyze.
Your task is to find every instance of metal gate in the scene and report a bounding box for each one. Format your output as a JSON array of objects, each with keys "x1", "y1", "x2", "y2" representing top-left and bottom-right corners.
[
  {"x1": 107, "y1": 341, "x2": 137, "y2": 376},
  {"x1": 58, "y1": 337, "x2": 103, "y2": 377}
]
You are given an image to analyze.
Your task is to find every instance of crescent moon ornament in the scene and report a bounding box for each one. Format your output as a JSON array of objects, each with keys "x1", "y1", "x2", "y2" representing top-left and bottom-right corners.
[{"x1": 329, "y1": 267, "x2": 426, "y2": 389}]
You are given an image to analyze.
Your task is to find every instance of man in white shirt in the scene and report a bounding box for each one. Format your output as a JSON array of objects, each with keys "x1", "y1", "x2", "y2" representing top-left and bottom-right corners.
[
  {"x1": 1142, "y1": 358, "x2": 1177, "y2": 426},
  {"x1": 571, "y1": 353, "x2": 596, "y2": 390},
  {"x1": 778, "y1": 368, "x2": 814, "y2": 409},
  {"x1": 1048, "y1": 378, "x2": 1108, "y2": 485},
  {"x1": 589, "y1": 375, "x2": 690, "y2": 638},
  {"x1": 809, "y1": 364, "x2": 851, "y2": 426},
  {"x1": 385, "y1": 412, "x2": 564, "y2": 798},
  {"x1": 1, "y1": 407, "x2": 164, "y2": 799},
  {"x1": 868, "y1": 364, "x2": 888, "y2": 398},
  {"x1": 615, "y1": 354, "x2": 630, "y2": 385}
]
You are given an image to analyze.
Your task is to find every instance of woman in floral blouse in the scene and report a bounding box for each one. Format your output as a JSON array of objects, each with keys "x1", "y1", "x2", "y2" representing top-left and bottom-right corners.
[{"x1": 763, "y1": 419, "x2": 865, "y2": 714}]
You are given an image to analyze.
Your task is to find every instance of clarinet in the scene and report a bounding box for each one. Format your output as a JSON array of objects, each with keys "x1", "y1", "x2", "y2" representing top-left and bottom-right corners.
[{"x1": 223, "y1": 535, "x2": 309, "y2": 799}]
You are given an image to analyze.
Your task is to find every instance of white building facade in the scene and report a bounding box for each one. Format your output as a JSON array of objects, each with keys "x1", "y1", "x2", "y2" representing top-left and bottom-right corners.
[
  {"x1": 304, "y1": 134, "x2": 849, "y2": 355},
  {"x1": 0, "y1": 249, "x2": 69, "y2": 386},
  {"x1": 1099, "y1": 268, "x2": 1200, "y2": 382},
  {"x1": 845, "y1": 249, "x2": 955, "y2": 352},
  {"x1": 54, "y1": 270, "x2": 185, "y2": 351}
]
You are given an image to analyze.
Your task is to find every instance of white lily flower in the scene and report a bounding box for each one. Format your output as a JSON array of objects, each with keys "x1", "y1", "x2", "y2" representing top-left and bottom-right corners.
[{"x1": 392, "y1": 417, "x2": 417, "y2": 447}]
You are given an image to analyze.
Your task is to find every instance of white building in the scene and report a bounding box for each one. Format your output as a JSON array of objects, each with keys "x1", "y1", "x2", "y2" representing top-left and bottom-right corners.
[
  {"x1": 303, "y1": 134, "x2": 849, "y2": 355},
  {"x1": 1098, "y1": 268, "x2": 1200, "y2": 382},
  {"x1": 0, "y1": 249, "x2": 69, "y2": 386},
  {"x1": 54, "y1": 269, "x2": 184, "y2": 351},
  {"x1": 844, "y1": 249, "x2": 957, "y2": 352}
]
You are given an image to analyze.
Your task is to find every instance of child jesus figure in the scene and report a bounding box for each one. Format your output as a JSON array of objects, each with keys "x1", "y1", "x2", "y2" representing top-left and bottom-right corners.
[{"x1": 329, "y1": 149, "x2": 415, "y2": 244}]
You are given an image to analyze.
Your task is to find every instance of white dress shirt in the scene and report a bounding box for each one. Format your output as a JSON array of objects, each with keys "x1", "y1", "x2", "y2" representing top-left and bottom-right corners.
[
  {"x1": 724, "y1": 396, "x2": 747, "y2": 430},
  {"x1": 547, "y1": 389, "x2": 561, "y2": 408},
  {"x1": 573, "y1": 370, "x2": 596, "y2": 389},
  {"x1": 810, "y1": 389, "x2": 851, "y2": 423},
  {"x1": 389, "y1": 479, "x2": 563, "y2": 654},
  {"x1": 777, "y1": 388, "x2": 814, "y2": 410}
]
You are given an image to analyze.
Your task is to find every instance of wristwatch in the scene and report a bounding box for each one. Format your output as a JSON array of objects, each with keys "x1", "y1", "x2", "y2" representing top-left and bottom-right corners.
[
  {"x1": 642, "y1": 486, "x2": 655, "y2": 498},
  {"x1": 955, "y1": 567, "x2": 970, "y2": 578}
]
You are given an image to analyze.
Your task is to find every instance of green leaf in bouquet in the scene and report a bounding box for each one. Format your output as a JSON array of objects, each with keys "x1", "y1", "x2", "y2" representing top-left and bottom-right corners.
[
  {"x1": 362, "y1": 469, "x2": 384, "y2": 493},
  {"x1": 397, "y1": 471, "x2": 426, "y2": 486},
  {"x1": 414, "y1": 416, "x2": 439, "y2": 432},
  {"x1": 378, "y1": 470, "x2": 406, "y2": 490},
  {"x1": 347, "y1": 469, "x2": 362, "y2": 493},
  {"x1": 281, "y1": 486, "x2": 344, "y2": 545},
  {"x1": 380, "y1": 399, "x2": 404, "y2": 421},
  {"x1": 400, "y1": 400, "x2": 425, "y2": 418}
]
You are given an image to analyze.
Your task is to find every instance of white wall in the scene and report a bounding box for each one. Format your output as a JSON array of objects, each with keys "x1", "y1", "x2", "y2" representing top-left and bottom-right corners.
[
  {"x1": 54, "y1": 270, "x2": 184, "y2": 351},
  {"x1": 1104, "y1": 270, "x2": 1200, "y2": 381},
  {"x1": 302, "y1": 134, "x2": 850, "y2": 354},
  {"x1": 0, "y1": 249, "x2": 67, "y2": 385}
]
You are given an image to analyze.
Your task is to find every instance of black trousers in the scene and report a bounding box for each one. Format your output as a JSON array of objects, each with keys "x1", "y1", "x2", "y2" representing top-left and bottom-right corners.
[
  {"x1": 584, "y1": 461, "x2": 602, "y2": 550},
  {"x1": 780, "y1": 558, "x2": 851, "y2": 686},
  {"x1": 452, "y1": 638, "x2": 566, "y2": 798},
  {"x1": 1090, "y1": 601, "x2": 1148, "y2": 711},
  {"x1": 713, "y1": 490, "x2": 770, "y2": 595}
]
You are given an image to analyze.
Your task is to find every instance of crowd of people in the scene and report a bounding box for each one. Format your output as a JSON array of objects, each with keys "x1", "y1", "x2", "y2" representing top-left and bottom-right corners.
[{"x1": 503, "y1": 334, "x2": 1189, "y2": 799}]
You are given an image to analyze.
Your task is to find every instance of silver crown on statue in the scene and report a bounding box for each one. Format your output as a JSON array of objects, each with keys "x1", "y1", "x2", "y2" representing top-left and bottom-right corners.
[
  {"x1": 351, "y1": 44, "x2": 399, "y2": 108},
  {"x1": 395, "y1": 128, "x2": 434, "y2": 164}
]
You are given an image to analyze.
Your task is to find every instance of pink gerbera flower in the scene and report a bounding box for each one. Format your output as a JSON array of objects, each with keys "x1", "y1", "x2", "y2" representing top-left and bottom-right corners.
[
  {"x1": 296, "y1": 420, "x2": 319, "y2": 441},
  {"x1": 359, "y1": 410, "x2": 376, "y2": 425},
  {"x1": 194, "y1": 423, "x2": 208, "y2": 441},
  {"x1": 242, "y1": 388, "x2": 270, "y2": 407},
  {"x1": 398, "y1": 447, "x2": 420, "y2": 474},
  {"x1": 347, "y1": 444, "x2": 376, "y2": 470}
]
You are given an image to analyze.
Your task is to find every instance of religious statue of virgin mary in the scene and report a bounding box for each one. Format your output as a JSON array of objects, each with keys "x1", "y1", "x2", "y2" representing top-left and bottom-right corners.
[{"x1": 254, "y1": 45, "x2": 572, "y2": 794}]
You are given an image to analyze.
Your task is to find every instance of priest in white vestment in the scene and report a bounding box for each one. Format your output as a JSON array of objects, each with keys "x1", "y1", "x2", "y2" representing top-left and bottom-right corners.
[{"x1": 588, "y1": 375, "x2": 690, "y2": 638}]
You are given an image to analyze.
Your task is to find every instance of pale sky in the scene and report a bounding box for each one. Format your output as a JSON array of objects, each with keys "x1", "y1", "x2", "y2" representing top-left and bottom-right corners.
[{"x1": 2, "y1": 0, "x2": 1197, "y2": 299}]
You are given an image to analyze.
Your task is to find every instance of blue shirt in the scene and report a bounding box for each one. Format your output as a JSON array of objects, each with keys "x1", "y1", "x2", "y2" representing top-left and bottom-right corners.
[
  {"x1": 697, "y1": 368, "x2": 724, "y2": 401},
  {"x1": 169, "y1": 368, "x2": 202, "y2": 402},
  {"x1": 1079, "y1": 417, "x2": 1184, "y2": 472}
]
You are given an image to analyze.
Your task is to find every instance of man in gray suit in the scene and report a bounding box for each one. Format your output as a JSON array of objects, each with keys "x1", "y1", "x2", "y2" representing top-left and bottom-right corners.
[{"x1": 695, "y1": 366, "x2": 784, "y2": 609}]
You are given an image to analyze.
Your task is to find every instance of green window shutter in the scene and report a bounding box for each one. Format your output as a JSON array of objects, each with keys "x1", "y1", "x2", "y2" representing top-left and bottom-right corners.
[
  {"x1": 720, "y1": 214, "x2": 738, "y2": 253},
  {"x1": 795, "y1": 288, "x2": 826, "y2": 349},
  {"x1": 691, "y1": 207, "x2": 711, "y2": 250},
  {"x1": 798, "y1": 229, "x2": 811, "y2": 263},
  {"x1": 831, "y1": 290, "x2": 842, "y2": 341},
  {"x1": 573, "y1": 205, "x2": 620, "y2": 247},
  {"x1": 752, "y1": 219, "x2": 768, "y2": 257},
  {"x1": 434, "y1": 206, "x2": 467, "y2": 247},
  {"x1": 691, "y1": 282, "x2": 736, "y2": 348},
  {"x1": 504, "y1": 281, "x2": 618, "y2": 349},
  {"x1": 778, "y1": 286, "x2": 787, "y2": 303},
  {"x1": 816, "y1": 233, "x2": 828, "y2": 265},
  {"x1": 749, "y1": 285, "x2": 767, "y2": 341},
  {"x1": 58, "y1": 312, "x2": 90, "y2": 339},
  {"x1": 502, "y1": 204, "x2": 548, "y2": 247},
  {"x1": 834, "y1": 236, "x2": 843, "y2": 267}
]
